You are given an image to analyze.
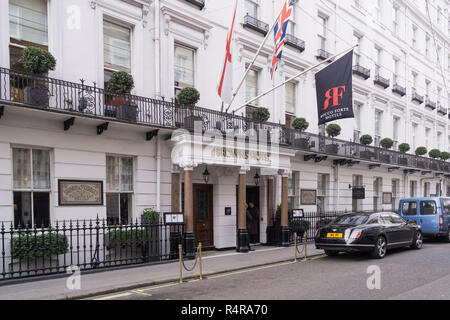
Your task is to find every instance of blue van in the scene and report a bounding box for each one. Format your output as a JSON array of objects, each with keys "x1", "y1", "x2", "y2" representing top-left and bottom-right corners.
[{"x1": 398, "y1": 197, "x2": 450, "y2": 241}]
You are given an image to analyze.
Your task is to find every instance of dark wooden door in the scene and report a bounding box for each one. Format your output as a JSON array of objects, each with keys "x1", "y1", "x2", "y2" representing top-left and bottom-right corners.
[{"x1": 193, "y1": 184, "x2": 214, "y2": 248}]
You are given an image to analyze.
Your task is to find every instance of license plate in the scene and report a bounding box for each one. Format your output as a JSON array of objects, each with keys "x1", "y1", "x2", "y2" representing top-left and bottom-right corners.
[{"x1": 327, "y1": 233, "x2": 343, "y2": 238}]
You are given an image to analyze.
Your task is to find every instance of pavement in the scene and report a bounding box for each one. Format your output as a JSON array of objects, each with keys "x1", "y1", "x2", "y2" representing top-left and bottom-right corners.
[{"x1": 0, "y1": 242, "x2": 322, "y2": 300}]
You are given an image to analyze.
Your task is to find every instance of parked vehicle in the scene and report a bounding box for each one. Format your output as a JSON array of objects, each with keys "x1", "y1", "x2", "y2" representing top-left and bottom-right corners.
[
  {"x1": 315, "y1": 212, "x2": 423, "y2": 259},
  {"x1": 398, "y1": 197, "x2": 450, "y2": 241}
]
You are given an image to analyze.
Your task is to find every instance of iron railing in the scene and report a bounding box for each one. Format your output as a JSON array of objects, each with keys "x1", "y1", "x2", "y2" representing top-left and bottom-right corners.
[
  {"x1": 184, "y1": 0, "x2": 205, "y2": 9},
  {"x1": 243, "y1": 14, "x2": 269, "y2": 35},
  {"x1": 392, "y1": 84, "x2": 406, "y2": 96},
  {"x1": 0, "y1": 219, "x2": 184, "y2": 281},
  {"x1": 285, "y1": 34, "x2": 305, "y2": 52},
  {"x1": 1, "y1": 67, "x2": 449, "y2": 174},
  {"x1": 437, "y1": 105, "x2": 447, "y2": 115},
  {"x1": 316, "y1": 49, "x2": 333, "y2": 61},
  {"x1": 290, "y1": 211, "x2": 342, "y2": 242},
  {"x1": 411, "y1": 90, "x2": 424, "y2": 104},
  {"x1": 425, "y1": 98, "x2": 437, "y2": 110},
  {"x1": 374, "y1": 75, "x2": 390, "y2": 89},
  {"x1": 352, "y1": 65, "x2": 371, "y2": 80}
]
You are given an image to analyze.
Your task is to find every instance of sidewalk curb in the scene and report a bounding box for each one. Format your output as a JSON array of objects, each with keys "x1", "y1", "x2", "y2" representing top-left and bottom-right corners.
[{"x1": 61, "y1": 252, "x2": 325, "y2": 300}]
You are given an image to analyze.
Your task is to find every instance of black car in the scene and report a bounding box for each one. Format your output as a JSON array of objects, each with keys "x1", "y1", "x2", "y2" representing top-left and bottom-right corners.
[{"x1": 315, "y1": 212, "x2": 423, "y2": 259}]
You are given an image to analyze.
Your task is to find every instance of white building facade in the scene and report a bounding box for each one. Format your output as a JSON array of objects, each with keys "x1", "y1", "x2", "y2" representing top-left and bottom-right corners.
[{"x1": 0, "y1": 0, "x2": 449, "y2": 253}]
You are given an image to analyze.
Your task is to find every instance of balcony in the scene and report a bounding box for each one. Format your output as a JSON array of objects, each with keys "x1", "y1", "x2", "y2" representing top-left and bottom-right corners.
[
  {"x1": 425, "y1": 98, "x2": 436, "y2": 110},
  {"x1": 352, "y1": 65, "x2": 371, "y2": 80},
  {"x1": 183, "y1": 0, "x2": 205, "y2": 9},
  {"x1": 411, "y1": 90, "x2": 424, "y2": 104},
  {"x1": 392, "y1": 84, "x2": 406, "y2": 96},
  {"x1": 243, "y1": 14, "x2": 269, "y2": 36},
  {"x1": 316, "y1": 49, "x2": 334, "y2": 62},
  {"x1": 373, "y1": 75, "x2": 390, "y2": 89},
  {"x1": 285, "y1": 34, "x2": 305, "y2": 52},
  {"x1": 437, "y1": 105, "x2": 447, "y2": 115},
  {"x1": 1, "y1": 67, "x2": 449, "y2": 175}
]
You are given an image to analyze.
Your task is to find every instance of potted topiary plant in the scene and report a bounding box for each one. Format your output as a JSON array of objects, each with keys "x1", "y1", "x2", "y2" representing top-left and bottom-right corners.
[
  {"x1": 398, "y1": 143, "x2": 410, "y2": 166},
  {"x1": 19, "y1": 46, "x2": 56, "y2": 108},
  {"x1": 379, "y1": 138, "x2": 394, "y2": 163},
  {"x1": 415, "y1": 146, "x2": 428, "y2": 168},
  {"x1": 105, "y1": 71, "x2": 137, "y2": 122},
  {"x1": 10, "y1": 229, "x2": 68, "y2": 276},
  {"x1": 359, "y1": 134, "x2": 374, "y2": 160},
  {"x1": 141, "y1": 208, "x2": 161, "y2": 261},
  {"x1": 292, "y1": 117, "x2": 310, "y2": 149},
  {"x1": 177, "y1": 87, "x2": 202, "y2": 130},
  {"x1": 325, "y1": 124, "x2": 341, "y2": 154},
  {"x1": 105, "y1": 226, "x2": 151, "y2": 263},
  {"x1": 429, "y1": 149, "x2": 441, "y2": 171},
  {"x1": 440, "y1": 151, "x2": 450, "y2": 171}
]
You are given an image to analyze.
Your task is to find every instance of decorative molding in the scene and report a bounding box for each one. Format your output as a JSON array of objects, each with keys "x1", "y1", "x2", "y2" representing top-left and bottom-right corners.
[
  {"x1": 163, "y1": 13, "x2": 171, "y2": 36},
  {"x1": 203, "y1": 30, "x2": 210, "y2": 49},
  {"x1": 90, "y1": 1, "x2": 97, "y2": 9}
]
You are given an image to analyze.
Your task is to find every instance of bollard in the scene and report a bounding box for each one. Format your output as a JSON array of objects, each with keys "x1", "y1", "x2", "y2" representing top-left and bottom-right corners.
[
  {"x1": 303, "y1": 231, "x2": 307, "y2": 261},
  {"x1": 179, "y1": 244, "x2": 183, "y2": 284},
  {"x1": 294, "y1": 232, "x2": 297, "y2": 262},
  {"x1": 199, "y1": 242, "x2": 203, "y2": 280}
]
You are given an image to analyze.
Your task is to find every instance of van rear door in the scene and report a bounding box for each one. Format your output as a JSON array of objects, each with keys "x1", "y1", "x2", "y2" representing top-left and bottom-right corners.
[
  {"x1": 400, "y1": 200, "x2": 419, "y2": 225},
  {"x1": 419, "y1": 200, "x2": 439, "y2": 234}
]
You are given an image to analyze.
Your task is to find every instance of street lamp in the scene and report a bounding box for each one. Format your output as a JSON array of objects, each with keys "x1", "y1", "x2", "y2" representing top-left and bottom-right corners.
[
  {"x1": 203, "y1": 166, "x2": 210, "y2": 184},
  {"x1": 254, "y1": 172, "x2": 261, "y2": 186}
]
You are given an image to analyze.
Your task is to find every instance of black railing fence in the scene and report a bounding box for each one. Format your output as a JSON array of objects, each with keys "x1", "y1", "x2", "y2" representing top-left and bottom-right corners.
[
  {"x1": 0, "y1": 219, "x2": 184, "y2": 281},
  {"x1": 289, "y1": 211, "x2": 342, "y2": 242},
  {"x1": 1, "y1": 67, "x2": 449, "y2": 174}
]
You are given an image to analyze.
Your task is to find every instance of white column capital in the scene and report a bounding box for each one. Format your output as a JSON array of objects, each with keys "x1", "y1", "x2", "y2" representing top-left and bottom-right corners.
[{"x1": 239, "y1": 166, "x2": 250, "y2": 175}]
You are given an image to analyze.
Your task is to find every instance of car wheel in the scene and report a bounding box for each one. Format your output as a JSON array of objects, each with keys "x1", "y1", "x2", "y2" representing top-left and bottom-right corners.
[
  {"x1": 411, "y1": 230, "x2": 423, "y2": 249},
  {"x1": 371, "y1": 236, "x2": 387, "y2": 259},
  {"x1": 324, "y1": 250, "x2": 339, "y2": 257}
]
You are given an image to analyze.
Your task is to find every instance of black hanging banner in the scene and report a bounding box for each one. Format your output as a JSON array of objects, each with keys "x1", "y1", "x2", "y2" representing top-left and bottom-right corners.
[{"x1": 315, "y1": 50, "x2": 354, "y2": 125}]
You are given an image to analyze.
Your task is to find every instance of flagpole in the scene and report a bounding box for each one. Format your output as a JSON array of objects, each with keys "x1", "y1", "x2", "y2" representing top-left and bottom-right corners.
[
  {"x1": 231, "y1": 44, "x2": 358, "y2": 114},
  {"x1": 225, "y1": 1, "x2": 289, "y2": 113}
]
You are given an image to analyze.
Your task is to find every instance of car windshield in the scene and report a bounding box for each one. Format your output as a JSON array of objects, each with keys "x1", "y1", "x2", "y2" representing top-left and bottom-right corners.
[{"x1": 332, "y1": 215, "x2": 369, "y2": 225}]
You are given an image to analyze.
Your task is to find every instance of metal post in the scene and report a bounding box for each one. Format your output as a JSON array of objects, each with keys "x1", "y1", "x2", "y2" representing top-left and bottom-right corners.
[
  {"x1": 294, "y1": 232, "x2": 297, "y2": 263},
  {"x1": 179, "y1": 244, "x2": 183, "y2": 284},
  {"x1": 303, "y1": 231, "x2": 307, "y2": 261},
  {"x1": 199, "y1": 242, "x2": 203, "y2": 280}
]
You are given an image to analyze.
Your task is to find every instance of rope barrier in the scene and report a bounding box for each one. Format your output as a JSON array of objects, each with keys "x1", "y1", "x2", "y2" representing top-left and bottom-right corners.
[
  {"x1": 179, "y1": 243, "x2": 203, "y2": 284},
  {"x1": 181, "y1": 245, "x2": 200, "y2": 272}
]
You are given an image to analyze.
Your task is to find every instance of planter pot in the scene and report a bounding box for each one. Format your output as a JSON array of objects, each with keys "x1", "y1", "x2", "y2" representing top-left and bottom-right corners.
[
  {"x1": 294, "y1": 137, "x2": 310, "y2": 150},
  {"x1": 117, "y1": 103, "x2": 138, "y2": 122},
  {"x1": 325, "y1": 144, "x2": 339, "y2": 154},
  {"x1": 9, "y1": 257, "x2": 59, "y2": 277},
  {"x1": 23, "y1": 86, "x2": 49, "y2": 108}
]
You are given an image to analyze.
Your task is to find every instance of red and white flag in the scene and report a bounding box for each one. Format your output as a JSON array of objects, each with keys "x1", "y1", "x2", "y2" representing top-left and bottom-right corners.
[{"x1": 218, "y1": 0, "x2": 238, "y2": 105}]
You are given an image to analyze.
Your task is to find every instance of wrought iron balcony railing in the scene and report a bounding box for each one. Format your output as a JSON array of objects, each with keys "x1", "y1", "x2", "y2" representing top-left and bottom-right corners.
[
  {"x1": 243, "y1": 14, "x2": 269, "y2": 35},
  {"x1": 411, "y1": 90, "x2": 424, "y2": 104},
  {"x1": 425, "y1": 98, "x2": 436, "y2": 110},
  {"x1": 373, "y1": 75, "x2": 390, "y2": 89},
  {"x1": 183, "y1": 0, "x2": 205, "y2": 9},
  {"x1": 316, "y1": 49, "x2": 334, "y2": 62},
  {"x1": 392, "y1": 84, "x2": 406, "y2": 96},
  {"x1": 1, "y1": 67, "x2": 449, "y2": 174},
  {"x1": 352, "y1": 65, "x2": 371, "y2": 80},
  {"x1": 285, "y1": 34, "x2": 305, "y2": 52}
]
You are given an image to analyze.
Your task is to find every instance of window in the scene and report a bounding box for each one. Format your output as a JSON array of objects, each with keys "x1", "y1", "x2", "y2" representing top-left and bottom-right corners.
[
  {"x1": 353, "y1": 34, "x2": 361, "y2": 65},
  {"x1": 374, "y1": 110, "x2": 383, "y2": 146},
  {"x1": 104, "y1": 20, "x2": 131, "y2": 73},
  {"x1": 288, "y1": 171, "x2": 299, "y2": 212},
  {"x1": 375, "y1": 47, "x2": 382, "y2": 76},
  {"x1": 12, "y1": 147, "x2": 51, "y2": 228},
  {"x1": 402, "y1": 201, "x2": 417, "y2": 216},
  {"x1": 244, "y1": 0, "x2": 258, "y2": 18},
  {"x1": 352, "y1": 175, "x2": 363, "y2": 212},
  {"x1": 393, "y1": 58, "x2": 399, "y2": 85},
  {"x1": 174, "y1": 45, "x2": 195, "y2": 99},
  {"x1": 285, "y1": 82, "x2": 296, "y2": 115},
  {"x1": 392, "y1": 179, "x2": 399, "y2": 198},
  {"x1": 106, "y1": 155, "x2": 134, "y2": 225},
  {"x1": 353, "y1": 102, "x2": 362, "y2": 142},
  {"x1": 9, "y1": 0, "x2": 48, "y2": 71},
  {"x1": 245, "y1": 68, "x2": 259, "y2": 106},
  {"x1": 425, "y1": 127, "x2": 431, "y2": 150},
  {"x1": 288, "y1": 5, "x2": 296, "y2": 35},
  {"x1": 412, "y1": 123, "x2": 418, "y2": 150},
  {"x1": 420, "y1": 201, "x2": 436, "y2": 215},
  {"x1": 318, "y1": 15, "x2": 327, "y2": 51},
  {"x1": 412, "y1": 25, "x2": 417, "y2": 49},
  {"x1": 441, "y1": 199, "x2": 450, "y2": 214},
  {"x1": 373, "y1": 177, "x2": 382, "y2": 211},
  {"x1": 393, "y1": 116, "x2": 400, "y2": 149},
  {"x1": 317, "y1": 173, "x2": 329, "y2": 214},
  {"x1": 392, "y1": 6, "x2": 399, "y2": 34},
  {"x1": 410, "y1": 180, "x2": 417, "y2": 197},
  {"x1": 424, "y1": 182, "x2": 430, "y2": 197}
]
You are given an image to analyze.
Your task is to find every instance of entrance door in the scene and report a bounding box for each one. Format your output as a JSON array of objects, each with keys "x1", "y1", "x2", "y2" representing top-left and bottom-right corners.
[{"x1": 193, "y1": 184, "x2": 214, "y2": 248}]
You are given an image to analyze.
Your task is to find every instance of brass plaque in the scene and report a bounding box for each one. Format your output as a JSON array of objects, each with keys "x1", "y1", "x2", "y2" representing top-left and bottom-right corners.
[{"x1": 59, "y1": 180, "x2": 103, "y2": 206}]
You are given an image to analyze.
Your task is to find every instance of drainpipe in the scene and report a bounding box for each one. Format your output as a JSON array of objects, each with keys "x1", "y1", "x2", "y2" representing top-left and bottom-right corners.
[
  {"x1": 156, "y1": 134, "x2": 161, "y2": 213},
  {"x1": 155, "y1": 0, "x2": 161, "y2": 98}
]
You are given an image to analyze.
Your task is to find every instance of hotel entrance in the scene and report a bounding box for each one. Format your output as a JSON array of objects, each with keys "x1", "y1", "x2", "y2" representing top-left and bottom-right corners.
[
  {"x1": 193, "y1": 184, "x2": 214, "y2": 248},
  {"x1": 236, "y1": 186, "x2": 261, "y2": 244}
]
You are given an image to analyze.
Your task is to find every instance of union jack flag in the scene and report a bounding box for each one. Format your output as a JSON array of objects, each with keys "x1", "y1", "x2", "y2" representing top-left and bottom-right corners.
[{"x1": 270, "y1": 0, "x2": 295, "y2": 79}]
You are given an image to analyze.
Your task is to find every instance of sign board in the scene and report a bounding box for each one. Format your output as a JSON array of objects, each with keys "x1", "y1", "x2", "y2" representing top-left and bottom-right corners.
[
  {"x1": 382, "y1": 192, "x2": 393, "y2": 204},
  {"x1": 352, "y1": 187, "x2": 366, "y2": 200},
  {"x1": 58, "y1": 180, "x2": 103, "y2": 206},
  {"x1": 225, "y1": 207, "x2": 232, "y2": 216},
  {"x1": 164, "y1": 212, "x2": 184, "y2": 225},
  {"x1": 292, "y1": 209, "x2": 304, "y2": 218}
]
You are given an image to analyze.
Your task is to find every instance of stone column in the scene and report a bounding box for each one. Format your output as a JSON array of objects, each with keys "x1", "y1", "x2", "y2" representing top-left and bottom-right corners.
[
  {"x1": 183, "y1": 167, "x2": 195, "y2": 258},
  {"x1": 280, "y1": 171, "x2": 290, "y2": 247},
  {"x1": 170, "y1": 168, "x2": 181, "y2": 258},
  {"x1": 266, "y1": 177, "x2": 275, "y2": 245},
  {"x1": 237, "y1": 167, "x2": 249, "y2": 252}
]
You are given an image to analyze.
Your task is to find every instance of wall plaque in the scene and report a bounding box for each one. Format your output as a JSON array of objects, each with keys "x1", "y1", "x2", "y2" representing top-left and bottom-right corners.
[
  {"x1": 301, "y1": 189, "x2": 317, "y2": 205},
  {"x1": 59, "y1": 180, "x2": 103, "y2": 206},
  {"x1": 382, "y1": 192, "x2": 393, "y2": 205},
  {"x1": 352, "y1": 187, "x2": 365, "y2": 200}
]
